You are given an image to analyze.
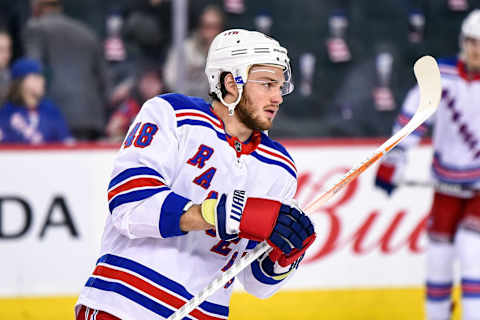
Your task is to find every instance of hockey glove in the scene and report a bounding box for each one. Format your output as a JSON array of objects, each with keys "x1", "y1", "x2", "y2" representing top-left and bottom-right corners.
[
  {"x1": 201, "y1": 190, "x2": 283, "y2": 241},
  {"x1": 374, "y1": 148, "x2": 406, "y2": 196},
  {"x1": 201, "y1": 191, "x2": 316, "y2": 266},
  {"x1": 267, "y1": 204, "x2": 316, "y2": 267},
  {"x1": 257, "y1": 250, "x2": 301, "y2": 281}
]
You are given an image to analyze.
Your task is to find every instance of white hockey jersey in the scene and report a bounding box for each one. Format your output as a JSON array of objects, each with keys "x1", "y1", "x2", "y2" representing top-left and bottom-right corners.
[
  {"x1": 75, "y1": 94, "x2": 299, "y2": 319},
  {"x1": 394, "y1": 57, "x2": 480, "y2": 189}
]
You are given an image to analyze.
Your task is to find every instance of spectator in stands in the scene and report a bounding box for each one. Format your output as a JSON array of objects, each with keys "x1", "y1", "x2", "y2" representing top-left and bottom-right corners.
[
  {"x1": 122, "y1": 0, "x2": 173, "y2": 66},
  {"x1": 0, "y1": 58, "x2": 72, "y2": 144},
  {"x1": 325, "y1": 42, "x2": 410, "y2": 137},
  {"x1": 22, "y1": 0, "x2": 110, "y2": 141},
  {"x1": 0, "y1": 0, "x2": 30, "y2": 61},
  {"x1": 0, "y1": 29, "x2": 12, "y2": 105},
  {"x1": 163, "y1": 4, "x2": 225, "y2": 100},
  {"x1": 106, "y1": 68, "x2": 164, "y2": 142}
]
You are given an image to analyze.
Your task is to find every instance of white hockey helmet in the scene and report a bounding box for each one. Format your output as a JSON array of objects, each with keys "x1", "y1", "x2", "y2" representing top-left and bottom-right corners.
[
  {"x1": 205, "y1": 29, "x2": 294, "y2": 114},
  {"x1": 462, "y1": 9, "x2": 480, "y2": 40}
]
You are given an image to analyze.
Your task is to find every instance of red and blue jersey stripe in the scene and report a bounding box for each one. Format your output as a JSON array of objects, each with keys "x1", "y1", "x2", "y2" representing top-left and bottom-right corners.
[
  {"x1": 395, "y1": 111, "x2": 429, "y2": 137},
  {"x1": 108, "y1": 167, "x2": 169, "y2": 213},
  {"x1": 462, "y1": 278, "x2": 480, "y2": 298},
  {"x1": 426, "y1": 281, "x2": 452, "y2": 301},
  {"x1": 108, "y1": 166, "x2": 191, "y2": 238},
  {"x1": 438, "y1": 57, "x2": 459, "y2": 79},
  {"x1": 432, "y1": 153, "x2": 480, "y2": 184},
  {"x1": 254, "y1": 138, "x2": 297, "y2": 179},
  {"x1": 86, "y1": 254, "x2": 229, "y2": 320}
]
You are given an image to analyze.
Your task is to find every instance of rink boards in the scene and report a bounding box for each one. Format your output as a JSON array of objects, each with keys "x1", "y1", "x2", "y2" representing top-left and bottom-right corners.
[{"x1": 0, "y1": 139, "x2": 458, "y2": 319}]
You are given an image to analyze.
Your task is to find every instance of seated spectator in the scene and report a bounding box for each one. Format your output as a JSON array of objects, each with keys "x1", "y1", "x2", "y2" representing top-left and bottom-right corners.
[
  {"x1": 0, "y1": 58, "x2": 72, "y2": 144},
  {"x1": 106, "y1": 68, "x2": 164, "y2": 142},
  {"x1": 0, "y1": 29, "x2": 12, "y2": 104},
  {"x1": 163, "y1": 5, "x2": 225, "y2": 99}
]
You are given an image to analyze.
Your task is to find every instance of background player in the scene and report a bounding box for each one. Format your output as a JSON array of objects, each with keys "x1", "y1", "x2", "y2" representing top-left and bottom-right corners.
[
  {"x1": 375, "y1": 10, "x2": 480, "y2": 320},
  {"x1": 75, "y1": 29, "x2": 316, "y2": 319}
]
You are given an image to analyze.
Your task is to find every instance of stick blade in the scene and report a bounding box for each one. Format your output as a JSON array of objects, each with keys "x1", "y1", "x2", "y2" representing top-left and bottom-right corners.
[{"x1": 414, "y1": 55, "x2": 441, "y2": 117}]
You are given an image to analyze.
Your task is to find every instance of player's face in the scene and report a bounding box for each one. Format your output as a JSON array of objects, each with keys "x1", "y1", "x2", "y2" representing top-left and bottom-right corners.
[
  {"x1": 236, "y1": 65, "x2": 285, "y2": 131},
  {"x1": 464, "y1": 37, "x2": 480, "y2": 71}
]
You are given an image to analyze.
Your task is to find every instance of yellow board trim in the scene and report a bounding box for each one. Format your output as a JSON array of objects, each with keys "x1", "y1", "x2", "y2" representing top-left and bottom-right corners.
[
  {"x1": 0, "y1": 287, "x2": 462, "y2": 320},
  {"x1": 230, "y1": 287, "x2": 462, "y2": 320}
]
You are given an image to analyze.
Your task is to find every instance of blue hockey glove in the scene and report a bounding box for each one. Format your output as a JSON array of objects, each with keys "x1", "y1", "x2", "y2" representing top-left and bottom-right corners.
[
  {"x1": 374, "y1": 149, "x2": 406, "y2": 196},
  {"x1": 267, "y1": 204, "x2": 316, "y2": 267}
]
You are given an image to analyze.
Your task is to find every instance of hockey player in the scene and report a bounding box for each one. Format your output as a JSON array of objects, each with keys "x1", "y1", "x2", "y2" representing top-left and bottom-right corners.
[
  {"x1": 375, "y1": 10, "x2": 480, "y2": 320},
  {"x1": 75, "y1": 29, "x2": 316, "y2": 320}
]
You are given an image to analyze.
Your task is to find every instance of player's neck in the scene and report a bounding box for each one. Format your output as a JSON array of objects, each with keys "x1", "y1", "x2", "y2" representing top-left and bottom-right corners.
[{"x1": 212, "y1": 100, "x2": 253, "y2": 142}]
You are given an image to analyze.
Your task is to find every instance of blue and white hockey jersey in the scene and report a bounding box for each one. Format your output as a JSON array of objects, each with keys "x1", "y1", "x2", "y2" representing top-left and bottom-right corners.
[
  {"x1": 394, "y1": 57, "x2": 480, "y2": 188},
  {"x1": 75, "y1": 93, "x2": 299, "y2": 319}
]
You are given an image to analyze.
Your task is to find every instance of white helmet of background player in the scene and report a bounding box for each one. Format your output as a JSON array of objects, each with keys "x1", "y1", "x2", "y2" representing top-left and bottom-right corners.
[
  {"x1": 205, "y1": 29, "x2": 294, "y2": 115},
  {"x1": 460, "y1": 10, "x2": 480, "y2": 69},
  {"x1": 462, "y1": 9, "x2": 480, "y2": 40}
]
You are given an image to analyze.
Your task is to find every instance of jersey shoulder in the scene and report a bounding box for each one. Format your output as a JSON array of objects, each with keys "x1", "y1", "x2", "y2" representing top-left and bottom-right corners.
[
  {"x1": 259, "y1": 134, "x2": 295, "y2": 163},
  {"x1": 255, "y1": 133, "x2": 297, "y2": 178},
  {"x1": 157, "y1": 93, "x2": 222, "y2": 131},
  {"x1": 159, "y1": 93, "x2": 212, "y2": 114},
  {"x1": 437, "y1": 56, "x2": 459, "y2": 78}
]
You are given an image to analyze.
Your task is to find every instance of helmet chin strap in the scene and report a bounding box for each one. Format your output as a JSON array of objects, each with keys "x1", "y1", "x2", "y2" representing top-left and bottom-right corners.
[{"x1": 218, "y1": 85, "x2": 243, "y2": 116}]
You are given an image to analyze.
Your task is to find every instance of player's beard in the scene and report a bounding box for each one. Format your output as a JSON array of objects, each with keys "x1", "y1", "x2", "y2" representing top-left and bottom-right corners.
[{"x1": 236, "y1": 93, "x2": 273, "y2": 131}]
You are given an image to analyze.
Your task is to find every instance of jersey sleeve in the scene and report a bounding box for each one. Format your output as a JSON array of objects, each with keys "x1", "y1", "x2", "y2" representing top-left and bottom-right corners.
[
  {"x1": 107, "y1": 96, "x2": 191, "y2": 240},
  {"x1": 392, "y1": 85, "x2": 434, "y2": 151},
  {"x1": 236, "y1": 172, "x2": 300, "y2": 298}
]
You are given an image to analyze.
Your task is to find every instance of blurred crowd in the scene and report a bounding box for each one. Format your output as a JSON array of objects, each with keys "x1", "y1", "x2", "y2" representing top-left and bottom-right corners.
[
  {"x1": 0, "y1": 0, "x2": 225, "y2": 144},
  {"x1": 0, "y1": 0, "x2": 479, "y2": 144}
]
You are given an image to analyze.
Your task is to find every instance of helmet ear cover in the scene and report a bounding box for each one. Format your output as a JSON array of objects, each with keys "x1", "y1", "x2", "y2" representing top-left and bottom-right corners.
[
  {"x1": 208, "y1": 72, "x2": 231, "y2": 102},
  {"x1": 219, "y1": 72, "x2": 230, "y2": 100}
]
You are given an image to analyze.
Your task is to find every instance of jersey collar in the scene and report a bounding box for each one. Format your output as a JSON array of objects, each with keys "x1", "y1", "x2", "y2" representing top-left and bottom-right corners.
[
  {"x1": 457, "y1": 60, "x2": 480, "y2": 81},
  {"x1": 210, "y1": 105, "x2": 262, "y2": 157},
  {"x1": 226, "y1": 131, "x2": 262, "y2": 157}
]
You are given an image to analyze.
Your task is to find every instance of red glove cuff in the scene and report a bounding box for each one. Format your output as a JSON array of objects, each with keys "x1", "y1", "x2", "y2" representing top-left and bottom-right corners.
[
  {"x1": 269, "y1": 233, "x2": 317, "y2": 267},
  {"x1": 377, "y1": 162, "x2": 395, "y2": 182},
  {"x1": 238, "y1": 198, "x2": 281, "y2": 241}
]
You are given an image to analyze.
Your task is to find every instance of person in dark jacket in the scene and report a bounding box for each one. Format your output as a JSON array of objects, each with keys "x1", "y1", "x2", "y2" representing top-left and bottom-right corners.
[{"x1": 23, "y1": 0, "x2": 110, "y2": 141}]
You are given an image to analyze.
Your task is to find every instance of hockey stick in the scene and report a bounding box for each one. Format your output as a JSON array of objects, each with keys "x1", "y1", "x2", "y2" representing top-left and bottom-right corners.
[
  {"x1": 167, "y1": 55, "x2": 441, "y2": 320},
  {"x1": 401, "y1": 179, "x2": 475, "y2": 197}
]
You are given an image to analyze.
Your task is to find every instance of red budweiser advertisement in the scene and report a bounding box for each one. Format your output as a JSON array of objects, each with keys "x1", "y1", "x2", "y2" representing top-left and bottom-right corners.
[{"x1": 277, "y1": 139, "x2": 433, "y2": 289}]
